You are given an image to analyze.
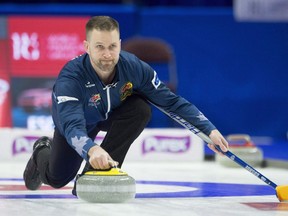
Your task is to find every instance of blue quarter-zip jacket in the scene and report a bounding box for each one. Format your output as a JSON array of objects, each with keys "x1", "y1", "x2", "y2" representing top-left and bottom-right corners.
[{"x1": 52, "y1": 51, "x2": 216, "y2": 161}]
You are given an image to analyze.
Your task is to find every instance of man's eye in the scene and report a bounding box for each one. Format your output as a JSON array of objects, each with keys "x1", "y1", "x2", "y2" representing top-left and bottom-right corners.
[
  {"x1": 109, "y1": 44, "x2": 117, "y2": 50},
  {"x1": 96, "y1": 45, "x2": 104, "y2": 49}
]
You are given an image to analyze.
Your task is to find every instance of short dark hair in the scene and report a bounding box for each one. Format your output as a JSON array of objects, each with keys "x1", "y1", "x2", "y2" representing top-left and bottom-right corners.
[{"x1": 86, "y1": 16, "x2": 119, "y2": 39}]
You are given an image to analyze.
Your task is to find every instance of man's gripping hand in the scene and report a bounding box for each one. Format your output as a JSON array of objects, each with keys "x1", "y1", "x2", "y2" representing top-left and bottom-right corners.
[
  {"x1": 88, "y1": 145, "x2": 119, "y2": 169},
  {"x1": 207, "y1": 129, "x2": 229, "y2": 155}
]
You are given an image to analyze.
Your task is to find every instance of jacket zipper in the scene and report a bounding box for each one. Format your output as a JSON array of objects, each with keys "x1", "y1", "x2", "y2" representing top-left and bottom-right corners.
[{"x1": 103, "y1": 83, "x2": 117, "y2": 119}]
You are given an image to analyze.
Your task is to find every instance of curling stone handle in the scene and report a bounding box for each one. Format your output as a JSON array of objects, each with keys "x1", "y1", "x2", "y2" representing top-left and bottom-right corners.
[
  {"x1": 108, "y1": 159, "x2": 119, "y2": 168},
  {"x1": 226, "y1": 134, "x2": 251, "y2": 142}
]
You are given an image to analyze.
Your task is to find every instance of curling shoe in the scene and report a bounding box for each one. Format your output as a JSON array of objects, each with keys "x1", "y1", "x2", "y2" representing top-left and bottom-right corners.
[{"x1": 23, "y1": 136, "x2": 51, "y2": 190}]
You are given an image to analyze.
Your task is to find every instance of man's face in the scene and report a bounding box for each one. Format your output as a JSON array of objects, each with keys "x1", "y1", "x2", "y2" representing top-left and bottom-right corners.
[{"x1": 84, "y1": 29, "x2": 121, "y2": 74}]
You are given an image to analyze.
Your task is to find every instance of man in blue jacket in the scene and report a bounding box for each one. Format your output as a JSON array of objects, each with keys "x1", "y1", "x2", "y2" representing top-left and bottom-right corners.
[{"x1": 24, "y1": 16, "x2": 228, "y2": 191}]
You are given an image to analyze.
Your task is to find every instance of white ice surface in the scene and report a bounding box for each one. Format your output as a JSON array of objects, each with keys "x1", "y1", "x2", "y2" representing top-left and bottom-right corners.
[{"x1": 0, "y1": 161, "x2": 288, "y2": 216}]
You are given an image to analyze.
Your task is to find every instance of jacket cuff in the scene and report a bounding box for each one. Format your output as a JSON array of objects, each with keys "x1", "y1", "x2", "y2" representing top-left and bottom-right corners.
[{"x1": 82, "y1": 139, "x2": 98, "y2": 161}]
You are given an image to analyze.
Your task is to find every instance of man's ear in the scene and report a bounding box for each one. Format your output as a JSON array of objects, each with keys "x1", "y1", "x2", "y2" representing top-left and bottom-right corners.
[{"x1": 83, "y1": 40, "x2": 89, "y2": 53}]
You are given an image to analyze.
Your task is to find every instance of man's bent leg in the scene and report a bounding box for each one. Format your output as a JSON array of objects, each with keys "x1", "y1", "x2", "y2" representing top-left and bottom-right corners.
[{"x1": 99, "y1": 95, "x2": 151, "y2": 167}]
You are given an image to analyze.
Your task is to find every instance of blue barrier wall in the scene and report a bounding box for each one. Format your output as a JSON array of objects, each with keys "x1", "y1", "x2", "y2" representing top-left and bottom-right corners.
[
  {"x1": 139, "y1": 7, "x2": 288, "y2": 139},
  {"x1": 1, "y1": 4, "x2": 287, "y2": 139}
]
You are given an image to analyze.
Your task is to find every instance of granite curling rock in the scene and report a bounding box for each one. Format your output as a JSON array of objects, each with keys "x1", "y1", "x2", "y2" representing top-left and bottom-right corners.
[
  {"x1": 76, "y1": 167, "x2": 136, "y2": 203},
  {"x1": 216, "y1": 134, "x2": 263, "y2": 167}
]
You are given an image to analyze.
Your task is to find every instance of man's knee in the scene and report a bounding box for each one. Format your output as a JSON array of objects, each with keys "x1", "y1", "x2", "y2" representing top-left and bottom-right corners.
[
  {"x1": 43, "y1": 174, "x2": 75, "y2": 189},
  {"x1": 129, "y1": 95, "x2": 152, "y2": 123}
]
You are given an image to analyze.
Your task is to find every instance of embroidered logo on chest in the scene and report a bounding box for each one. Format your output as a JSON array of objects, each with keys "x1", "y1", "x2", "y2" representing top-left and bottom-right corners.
[
  {"x1": 88, "y1": 94, "x2": 101, "y2": 107},
  {"x1": 120, "y1": 82, "x2": 133, "y2": 101}
]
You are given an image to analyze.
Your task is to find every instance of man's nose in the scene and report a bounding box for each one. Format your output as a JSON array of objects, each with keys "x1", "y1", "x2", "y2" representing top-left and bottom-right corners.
[{"x1": 103, "y1": 49, "x2": 112, "y2": 58}]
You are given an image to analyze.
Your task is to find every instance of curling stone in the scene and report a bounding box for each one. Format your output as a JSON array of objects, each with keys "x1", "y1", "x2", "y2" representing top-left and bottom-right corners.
[
  {"x1": 76, "y1": 168, "x2": 136, "y2": 203},
  {"x1": 216, "y1": 134, "x2": 263, "y2": 167}
]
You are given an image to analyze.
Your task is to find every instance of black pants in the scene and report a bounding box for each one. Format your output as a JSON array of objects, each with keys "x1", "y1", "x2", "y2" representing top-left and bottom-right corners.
[{"x1": 37, "y1": 95, "x2": 151, "y2": 188}]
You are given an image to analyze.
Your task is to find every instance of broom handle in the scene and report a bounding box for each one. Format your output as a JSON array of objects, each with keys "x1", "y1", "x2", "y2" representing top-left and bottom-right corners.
[{"x1": 153, "y1": 104, "x2": 278, "y2": 189}]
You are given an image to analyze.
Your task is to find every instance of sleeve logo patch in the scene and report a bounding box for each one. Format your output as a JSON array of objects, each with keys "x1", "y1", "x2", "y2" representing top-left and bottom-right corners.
[
  {"x1": 152, "y1": 71, "x2": 161, "y2": 89},
  {"x1": 57, "y1": 96, "x2": 79, "y2": 104}
]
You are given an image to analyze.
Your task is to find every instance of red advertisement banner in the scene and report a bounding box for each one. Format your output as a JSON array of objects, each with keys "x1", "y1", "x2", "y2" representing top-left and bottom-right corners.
[
  {"x1": 8, "y1": 16, "x2": 89, "y2": 77},
  {"x1": 0, "y1": 74, "x2": 11, "y2": 127},
  {"x1": 0, "y1": 37, "x2": 12, "y2": 127}
]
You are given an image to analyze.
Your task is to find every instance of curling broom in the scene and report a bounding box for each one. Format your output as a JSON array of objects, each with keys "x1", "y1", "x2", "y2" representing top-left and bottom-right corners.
[{"x1": 153, "y1": 105, "x2": 288, "y2": 202}]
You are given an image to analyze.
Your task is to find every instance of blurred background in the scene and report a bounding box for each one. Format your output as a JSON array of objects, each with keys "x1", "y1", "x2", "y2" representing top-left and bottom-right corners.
[{"x1": 0, "y1": 0, "x2": 287, "y2": 142}]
